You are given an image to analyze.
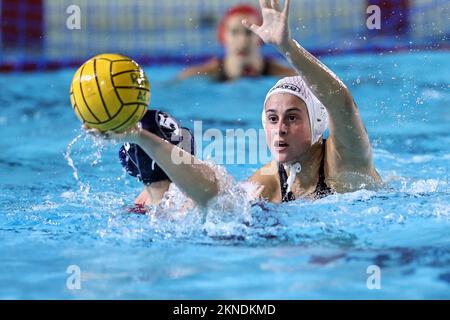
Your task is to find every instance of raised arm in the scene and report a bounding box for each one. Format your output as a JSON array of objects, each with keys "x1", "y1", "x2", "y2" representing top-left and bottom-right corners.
[{"x1": 243, "y1": 0, "x2": 374, "y2": 170}]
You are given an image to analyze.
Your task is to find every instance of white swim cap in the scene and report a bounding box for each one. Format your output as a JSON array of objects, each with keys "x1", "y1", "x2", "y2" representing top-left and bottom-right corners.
[{"x1": 262, "y1": 76, "x2": 329, "y2": 145}]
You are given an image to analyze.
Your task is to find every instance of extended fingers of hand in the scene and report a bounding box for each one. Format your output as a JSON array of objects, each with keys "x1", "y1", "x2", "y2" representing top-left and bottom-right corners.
[
  {"x1": 283, "y1": 0, "x2": 290, "y2": 15},
  {"x1": 271, "y1": 0, "x2": 281, "y2": 11},
  {"x1": 260, "y1": 0, "x2": 271, "y2": 9}
]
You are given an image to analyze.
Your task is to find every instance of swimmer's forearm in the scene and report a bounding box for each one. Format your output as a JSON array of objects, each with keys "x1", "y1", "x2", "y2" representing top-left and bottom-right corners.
[
  {"x1": 278, "y1": 39, "x2": 373, "y2": 163},
  {"x1": 135, "y1": 130, "x2": 219, "y2": 207},
  {"x1": 278, "y1": 39, "x2": 352, "y2": 107}
]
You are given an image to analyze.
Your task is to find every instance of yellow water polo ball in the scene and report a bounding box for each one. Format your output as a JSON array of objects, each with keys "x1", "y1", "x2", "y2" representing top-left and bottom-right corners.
[{"x1": 70, "y1": 53, "x2": 150, "y2": 133}]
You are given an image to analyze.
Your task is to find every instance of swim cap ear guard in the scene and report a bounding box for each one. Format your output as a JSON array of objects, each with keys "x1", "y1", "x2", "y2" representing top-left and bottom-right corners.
[{"x1": 119, "y1": 110, "x2": 195, "y2": 185}]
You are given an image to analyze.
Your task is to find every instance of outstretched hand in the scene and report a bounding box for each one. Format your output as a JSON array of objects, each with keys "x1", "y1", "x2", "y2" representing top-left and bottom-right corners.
[
  {"x1": 242, "y1": 0, "x2": 291, "y2": 50},
  {"x1": 82, "y1": 123, "x2": 142, "y2": 144}
]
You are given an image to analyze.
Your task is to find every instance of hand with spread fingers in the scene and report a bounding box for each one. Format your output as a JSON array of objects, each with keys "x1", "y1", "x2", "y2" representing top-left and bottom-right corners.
[{"x1": 242, "y1": 0, "x2": 291, "y2": 50}]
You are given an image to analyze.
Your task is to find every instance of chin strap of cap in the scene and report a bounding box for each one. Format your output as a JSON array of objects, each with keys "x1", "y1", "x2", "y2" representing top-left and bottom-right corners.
[{"x1": 285, "y1": 162, "x2": 302, "y2": 194}]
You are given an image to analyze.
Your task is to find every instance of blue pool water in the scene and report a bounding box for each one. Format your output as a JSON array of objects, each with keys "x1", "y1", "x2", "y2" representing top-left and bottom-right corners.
[{"x1": 0, "y1": 51, "x2": 449, "y2": 299}]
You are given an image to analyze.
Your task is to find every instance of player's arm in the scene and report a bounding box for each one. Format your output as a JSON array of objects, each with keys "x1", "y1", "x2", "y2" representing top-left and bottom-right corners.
[
  {"x1": 176, "y1": 58, "x2": 220, "y2": 80},
  {"x1": 134, "y1": 129, "x2": 219, "y2": 206},
  {"x1": 88, "y1": 125, "x2": 219, "y2": 207}
]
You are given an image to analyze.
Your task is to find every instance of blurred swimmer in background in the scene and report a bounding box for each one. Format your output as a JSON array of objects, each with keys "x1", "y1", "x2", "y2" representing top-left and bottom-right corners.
[{"x1": 177, "y1": 4, "x2": 296, "y2": 81}]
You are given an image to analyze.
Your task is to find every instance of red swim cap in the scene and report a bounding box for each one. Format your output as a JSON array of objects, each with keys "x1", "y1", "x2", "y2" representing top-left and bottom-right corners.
[{"x1": 217, "y1": 4, "x2": 262, "y2": 44}]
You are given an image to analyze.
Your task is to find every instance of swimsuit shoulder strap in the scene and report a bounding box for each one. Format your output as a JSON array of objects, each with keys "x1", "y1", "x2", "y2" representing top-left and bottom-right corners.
[{"x1": 318, "y1": 139, "x2": 327, "y2": 184}]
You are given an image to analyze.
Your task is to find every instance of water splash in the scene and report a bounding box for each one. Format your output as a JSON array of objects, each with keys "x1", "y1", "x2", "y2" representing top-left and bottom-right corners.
[
  {"x1": 57, "y1": 132, "x2": 450, "y2": 248},
  {"x1": 64, "y1": 133, "x2": 83, "y2": 181},
  {"x1": 64, "y1": 130, "x2": 109, "y2": 181}
]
